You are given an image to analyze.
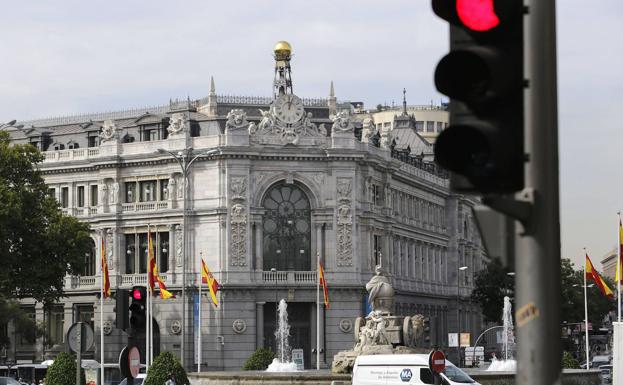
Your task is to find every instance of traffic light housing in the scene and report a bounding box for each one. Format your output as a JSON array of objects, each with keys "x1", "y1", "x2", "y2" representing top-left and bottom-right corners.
[
  {"x1": 115, "y1": 289, "x2": 130, "y2": 331},
  {"x1": 432, "y1": 0, "x2": 525, "y2": 193},
  {"x1": 129, "y1": 286, "x2": 147, "y2": 331},
  {"x1": 422, "y1": 316, "x2": 431, "y2": 347}
]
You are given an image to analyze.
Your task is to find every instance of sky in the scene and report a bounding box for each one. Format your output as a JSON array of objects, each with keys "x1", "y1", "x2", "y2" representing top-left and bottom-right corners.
[{"x1": 0, "y1": 0, "x2": 621, "y2": 270}]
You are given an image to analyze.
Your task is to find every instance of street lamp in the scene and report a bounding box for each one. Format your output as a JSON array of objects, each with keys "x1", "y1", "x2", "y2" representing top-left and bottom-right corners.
[
  {"x1": 156, "y1": 147, "x2": 218, "y2": 367},
  {"x1": 457, "y1": 265, "x2": 468, "y2": 367},
  {"x1": 0, "y1": 120, "x2": 24, "y2": 130}
]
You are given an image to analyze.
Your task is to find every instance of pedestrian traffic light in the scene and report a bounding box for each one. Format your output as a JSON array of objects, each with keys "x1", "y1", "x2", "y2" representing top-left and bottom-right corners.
[
  {"x1": 129, "y1": 286, "x2": 146, "y2": 331},
  {"x1": 432, "y1": 0, "x2": 525, "y2": 193},
  {"x1": 115, "y1": 289, "x2": 130, "y2": 331}
]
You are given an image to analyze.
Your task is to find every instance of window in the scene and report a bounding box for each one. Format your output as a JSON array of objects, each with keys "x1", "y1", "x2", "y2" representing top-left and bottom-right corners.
[
  {"x1": 262, "y1": 182, "x2": 312, "y2": 271},
  {"x1": 142, "y1": 124, "x2": 161, "y2": 141},
  {"x1": 48, "y1": 188, "x2": 56, "y2": 199},
  {"x1": 373, "y1": 235, "x2": 382, "y2": 267},
  {"x1": 426, "y1": 121, "x2": 435, "y2": 132},
  {"x1": 159, "y1": 232, "x2": 169, "y2": 273},
  {"x1": 139, "y1": 180, "x2": 157, "y2": 202},
  {"x1": 90, "y1": 185, "x2": 98, "y2": 206},
  {"x1": 88, "y1": 136, "x2": 98, "y2": 148},
  {"x1": 125, "y1": 182, "x2": 136, "y2": 203},
  {"x1": 19, "y1": 307, "x2": 36, "y2": 345},
  {"x1": 46, "y1": 305, "x2": 64, "y2": 347},
  {"x1": 84, "y1": 240, "x2": 96, "y2": 276},
  {"x1": 415, "y1": 121, "x2": 424, "y2": 132},
  {"x1": 125, "y1": 234, "x2": 136, "y2": 274},
  {"x1": 160, "y1": 179, "x2": 169, "y2": 201},
  {"x1": 77, "y1": 186, "x2": 85, "y2": 207},
  {"x1": 74, "y1": 304, "x2": 94, "y2": 332},
  {"x1": 53, "y1": 143, "x2": 65, "y2": 151},
  {"x1": 61, "y1": 187, "x2": 69, "y2": 208},
  {"x1": 126, "y1": 231, "x2": 169, "y2": 274},
  {"x1": 372, "y1": 184, "x2": 381, "y2": 206},
  {"x1": 436, "y1": 122, "x2": 444, "y2": 132},
  {"x1": 68, "y1": 142, "x2": 79, "y2": 149}
]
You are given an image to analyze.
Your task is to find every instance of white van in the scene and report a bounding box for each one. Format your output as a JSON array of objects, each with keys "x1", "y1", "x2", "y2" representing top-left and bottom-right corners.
[{"x1": 352, "y1": 354, "x2": 481, "y2": 385}]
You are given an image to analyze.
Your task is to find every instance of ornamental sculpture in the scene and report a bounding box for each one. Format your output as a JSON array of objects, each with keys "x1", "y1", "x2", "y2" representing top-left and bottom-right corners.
[
  {"x1": 225, "y1": 109, "x2": 250, "y2": 133},
  {"x1": 167, "y1": 113, "x2": 187, "y2": 136},
  {"x1": 331, "y1": 111, "x2": 354, "y2": 133},
  {"x1": 99, "y1": 120, "x2": 118, "y2": 142}
]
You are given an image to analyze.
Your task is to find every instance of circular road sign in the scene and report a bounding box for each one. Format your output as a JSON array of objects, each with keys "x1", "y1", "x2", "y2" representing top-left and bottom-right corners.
[
  {"x1": 67, "y1": 322, "x2": 94, "y2": 354},
  {"x1": 429, "y1": 350, "x2": 446, "y2": 374},
  {"x1": 119, "y1": 346, "x2": 141, "y2": 379}
]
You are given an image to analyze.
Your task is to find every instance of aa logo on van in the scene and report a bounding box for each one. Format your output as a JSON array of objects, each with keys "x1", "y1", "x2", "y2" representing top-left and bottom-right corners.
[{"x1": 400, "y1": 368, "x2": 412, "y2": 382}]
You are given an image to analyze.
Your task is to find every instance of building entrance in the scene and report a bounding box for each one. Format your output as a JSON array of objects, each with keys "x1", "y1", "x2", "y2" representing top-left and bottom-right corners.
[{"x1": 263, "y1": 302, "x2": 311, "y2": 369}]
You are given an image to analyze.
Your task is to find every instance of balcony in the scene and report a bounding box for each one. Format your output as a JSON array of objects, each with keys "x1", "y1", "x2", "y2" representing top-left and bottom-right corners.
[
  {"x1": 122, "y1": 201, "x2": 169, "y2": 212},
  {"x1": 259, "y1": 270, "x2": 317, "y2": 285}
]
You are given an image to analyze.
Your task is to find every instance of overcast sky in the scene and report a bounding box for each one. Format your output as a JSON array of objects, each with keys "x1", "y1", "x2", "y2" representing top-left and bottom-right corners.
[{"x1": 1, "y1": 0, "x2": 621, "y2": 270}]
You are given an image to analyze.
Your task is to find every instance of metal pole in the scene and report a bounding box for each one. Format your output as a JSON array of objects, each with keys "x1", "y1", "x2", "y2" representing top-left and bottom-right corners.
[
  {"x1": 182, "y1": 156, "x2": 188, "y2": 369},
  {"x1": 100, "y1": 234, "x2": 105, "y2": 385},
  {"x1": 515, "y1": 1, "x2": 560, "y2": 384},
  {"x1": 457, "y1": 270, "x2": 460, "y2": 366},
  {"x1": 198, "y1": 273, "x2": 202, "y2": 373},
  {"x1": 316, "y1": 258, "x2": 320, "y2": 370},
  {"x1": 583, "y1": 267, "x2": 589, "y2": 370}
]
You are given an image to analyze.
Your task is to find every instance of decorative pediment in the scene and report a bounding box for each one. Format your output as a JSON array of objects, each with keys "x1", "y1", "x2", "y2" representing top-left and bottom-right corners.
[{"x1": 133, "y1": 112, "x2": 164, "y2": 125}]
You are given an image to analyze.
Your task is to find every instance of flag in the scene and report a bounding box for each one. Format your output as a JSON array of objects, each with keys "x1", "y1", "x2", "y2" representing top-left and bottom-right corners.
[
  {"x1": 586, "y1": 253, "x2": 614, "y2": 299},
  {"x1": 147, "y1": 228, "x2": 156, "y2": 293},
  {"x1": 617, "y1": 219, "x2": 623, "y2": 284},
  {"x1": 319, "y1": 262, "x2": 330, "y2": 309},
  {"x1": 101, "y1": 238, "x2": 111, "y2": 298},
  {"x1": 147, "y1": 228, "x2": 174, "y2": 299},
  {"x1": 201, "y1": 258, "x2": 219, "y2": 307}
]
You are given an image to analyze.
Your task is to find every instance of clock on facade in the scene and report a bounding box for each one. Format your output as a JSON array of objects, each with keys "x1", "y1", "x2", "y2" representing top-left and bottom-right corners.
[{"x1": 274, "y1": 94, "x2": 305, "y2": 124}]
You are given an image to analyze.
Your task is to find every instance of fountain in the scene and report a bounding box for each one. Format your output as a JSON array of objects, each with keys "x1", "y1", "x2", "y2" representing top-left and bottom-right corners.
[
  {"x1": 266, "y1": 299, "x2": 299, "y2": 372},
  {"x1": 487, "y1": 296, "x2": 517, "y2": 371}
]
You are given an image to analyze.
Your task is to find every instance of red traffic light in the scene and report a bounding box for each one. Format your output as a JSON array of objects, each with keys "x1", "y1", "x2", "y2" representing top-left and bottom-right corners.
[
  {"x1": 456, "y1": 0, "x2": 500, "y2": 31},
  {"x1": 132, "y1": 288, "x2": 143, "y2": 300}
]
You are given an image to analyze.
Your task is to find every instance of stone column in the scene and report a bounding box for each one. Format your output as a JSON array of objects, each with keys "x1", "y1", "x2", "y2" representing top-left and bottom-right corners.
[
  {"x1": 315, "y1": 223, "x2": 323, "y2": 265},
  {"x1": 255, "y1": 221, "x2": 263, "y2": 271}
]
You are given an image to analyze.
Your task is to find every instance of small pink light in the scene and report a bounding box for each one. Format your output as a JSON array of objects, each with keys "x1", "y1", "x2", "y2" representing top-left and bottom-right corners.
[
  {"x1": 456, "y1": 0, "x2": 500, "y2": 32},
  {"x1": 132, "y1": 289, "x2": 142, "y2": 300}
]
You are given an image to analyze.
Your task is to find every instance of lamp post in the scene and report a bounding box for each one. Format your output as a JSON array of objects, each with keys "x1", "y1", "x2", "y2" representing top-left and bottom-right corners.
[
  {"x1": 457, "y1": 265, "x2": 468, "y2": 367},
  {"x1": 156, "y1": 147, "x2": 218, "y2": 368},
  {"x1": 573, "y1": 282, "x2": 594, "y2": 368}
]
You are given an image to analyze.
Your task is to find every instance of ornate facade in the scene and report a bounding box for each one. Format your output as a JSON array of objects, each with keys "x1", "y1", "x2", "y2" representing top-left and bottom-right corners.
[{"x1": 2, "y1": 42, "x2": 486, "y2": 370}]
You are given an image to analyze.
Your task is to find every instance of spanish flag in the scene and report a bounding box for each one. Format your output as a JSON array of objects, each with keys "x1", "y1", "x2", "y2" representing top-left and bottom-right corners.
[
  {"x1": 201, "y1": 258, "x2": 219, "y2": 307},
  {"x1": 616, "y1": 219, "x2": 623, "y2": 284},
  {"x1": 319, "y1": 262, "x2": 330, "y2": 309},
  {"x1": 586, "y1": 253, "x2": 614, "y2": 299},
  {"x1": 101, "y1": 238, "x2": 111, "y2": 298},
  {"x1": 147, "y1": 229, "x2": 174, "y2": 299}
]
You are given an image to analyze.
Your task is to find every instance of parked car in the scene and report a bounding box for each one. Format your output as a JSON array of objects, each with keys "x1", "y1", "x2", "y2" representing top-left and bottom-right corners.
[
  {"x1": 0, "y1": 377, "x2": 21, "y2": 385},
  {"x1": 591, "y1": 355, "x2": 611, "y2": 368}
]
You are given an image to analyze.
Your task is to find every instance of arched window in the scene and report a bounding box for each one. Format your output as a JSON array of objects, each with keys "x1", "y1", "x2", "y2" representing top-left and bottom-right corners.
[{"x1": 262, "y1": 182, "x2": 311, "y2": 271}]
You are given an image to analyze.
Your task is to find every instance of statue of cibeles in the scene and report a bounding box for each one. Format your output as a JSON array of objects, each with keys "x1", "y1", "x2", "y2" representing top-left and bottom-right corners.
[
  {"x1": 331, "y1": 110, "x2": 354, "y2": 133},
  {"x1": 99, "y1": 120, "x2": 118, "y2": 142},
  {"x1": 365, "y1": 265, "x2": 395, "y2": 314},
  {"x1": 167, "y1": 113, "x2": 187, "y2": 135},
  {"x1": 225, "y1": 109, "x2": 249, "y2": 133}
]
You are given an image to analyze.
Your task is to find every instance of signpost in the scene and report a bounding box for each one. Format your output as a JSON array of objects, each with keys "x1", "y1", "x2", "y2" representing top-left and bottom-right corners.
[
  {"x1": 292, "y1": 349, "x2": 304, "y2": 370},
  {"x1": 67, "y1": 322, "x2": 94, "y2": 385},
  {"x1": 429, "y1": 350, "x2": 446, "y2": 385}
]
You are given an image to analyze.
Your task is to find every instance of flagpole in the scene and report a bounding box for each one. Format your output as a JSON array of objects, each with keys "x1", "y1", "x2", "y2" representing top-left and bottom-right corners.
[
  {"x1": 100, "y1": 234, "x2": 105, "y2": 385},
  {"x1": 584, "y1": 254, "x2": 590, "y2": 370},
  {"x1": 198, "y1": 253, "x2": 203, "y2": 373},
  {"x1": 316, "y1": 256, "x2": 320, "y2": 371},
  {"x1": 146, "y1": 224, "x2": 151, "y2": 371},
  {"x1": 618, "y1": 212, "x2": 621, "y2": 322}
]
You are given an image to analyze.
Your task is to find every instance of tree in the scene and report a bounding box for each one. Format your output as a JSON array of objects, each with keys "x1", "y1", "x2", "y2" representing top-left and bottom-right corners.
[
  {"x1": 144, "y1": 351, "x2": 189, "y2": 385},
  {"x1": 471, "y1": 258, "x2": 514, "y2": 323},
  {"x1": 45, "y1": 352, "x2": 86, "y2": 385},
  {"x1": 0, "y1": 131, "x2": 91, "y2": 349}
]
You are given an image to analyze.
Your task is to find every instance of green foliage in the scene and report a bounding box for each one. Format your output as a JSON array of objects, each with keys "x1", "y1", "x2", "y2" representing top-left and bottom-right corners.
[
  {"x1": 144, "y1": 351, "x2": 189, "y2": 385},
  {"x1": 243, "y1": 347, "x2": 276, "y2": 370},
  {"x1": 46, "y1": 352, "x2": 86, "y2": 385},
  {"x1": 471, "y1": 258, "x2": 514, "y2": 323},
  {"x1": 0, "y1": 131, "x2": 91, "y2": 348},
  {"x1": 562, "y1": 351, "x2": 580, "y2": 369}
]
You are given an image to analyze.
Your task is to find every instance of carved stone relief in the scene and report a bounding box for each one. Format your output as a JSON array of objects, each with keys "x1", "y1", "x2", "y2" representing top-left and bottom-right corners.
[
  {"x1": 225, "y1": 109, "x2": 250, "y2": 133},
  {"x1": 106, "y1": 229, "x2": 115, "y2": 271},
  {"x1": 336, "y1": 177, "x2": 353, "y2": 267},
  {"x1": 175, "y1": 224, "x2": 183, "y2": 268},
  {"x1": 230, "y1": 176, "x2": 247, "y2": 201},
  {"x1": 253, "y1": 104, "x2": 327, "y2": 146},
  {"x1": 99, "y1": 120, "x2": 118, "y2": 142},
  {"x1": 167, "y1": 113, "x2": 187, "y2": 136},
  {"x1": 331, "y1": 111, "x2": 354, "y2": 134},
  {"x1": 230, "y1": 176, "x2": 249, "y2": 267}
]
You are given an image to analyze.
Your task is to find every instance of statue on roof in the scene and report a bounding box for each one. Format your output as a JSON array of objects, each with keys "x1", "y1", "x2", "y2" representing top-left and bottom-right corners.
[{"x1": 99, "y1": 120, "x2": 119, "y2": 142}]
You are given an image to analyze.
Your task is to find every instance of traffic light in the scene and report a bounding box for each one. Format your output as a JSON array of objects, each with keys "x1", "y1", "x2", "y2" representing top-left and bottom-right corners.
[
  {"x1": 129, "y1": 286, "x2": 147, "y2": 331},
  {"x1": 432, "y1": 0, "x2": 525, "y2": 193},
  {"x1": 115, "y1": 289, "x2": 130, "y2": 331},
  {"x1": 422, "y1": 316, "x2": 431, "y2": 347}
]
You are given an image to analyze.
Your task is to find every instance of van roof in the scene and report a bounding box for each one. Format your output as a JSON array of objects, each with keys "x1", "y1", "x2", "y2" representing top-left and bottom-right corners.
[{"x1": 355, "y1": 354, "x2": 432, "y2": 366}]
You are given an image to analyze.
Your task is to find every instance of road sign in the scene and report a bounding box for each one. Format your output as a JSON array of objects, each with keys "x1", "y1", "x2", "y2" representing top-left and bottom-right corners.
[
  {"x1": 429, "y1": 350, "x2": 446, "y2": 374},
  {"x1": 119, "y1": 346, "x2": 141, "y2": 379},
  {"x1": 448, "y1": 333, "x2": 458, "y2": 347},
  {"x1": 292, "y1": 349, "x2": 304, "y2": 370},
  {"x1": 67, "y1": 322, "x2": 94, "y2": 353}
]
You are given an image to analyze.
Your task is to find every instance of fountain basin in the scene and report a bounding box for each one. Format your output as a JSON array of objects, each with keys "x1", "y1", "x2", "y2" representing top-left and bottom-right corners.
[{"x1": 188, "y1": 370, "x2": 352, "y2": 385}]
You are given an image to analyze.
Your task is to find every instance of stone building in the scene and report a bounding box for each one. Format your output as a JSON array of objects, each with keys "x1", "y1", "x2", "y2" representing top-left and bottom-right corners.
[{"x1": 2, "y1": 41, "x2": 486, "y2": 370}]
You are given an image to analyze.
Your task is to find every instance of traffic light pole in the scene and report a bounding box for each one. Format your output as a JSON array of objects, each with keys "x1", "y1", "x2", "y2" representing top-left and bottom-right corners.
[{"x1": 515, "y1": 1, "x2": 561, "y2": 384}]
